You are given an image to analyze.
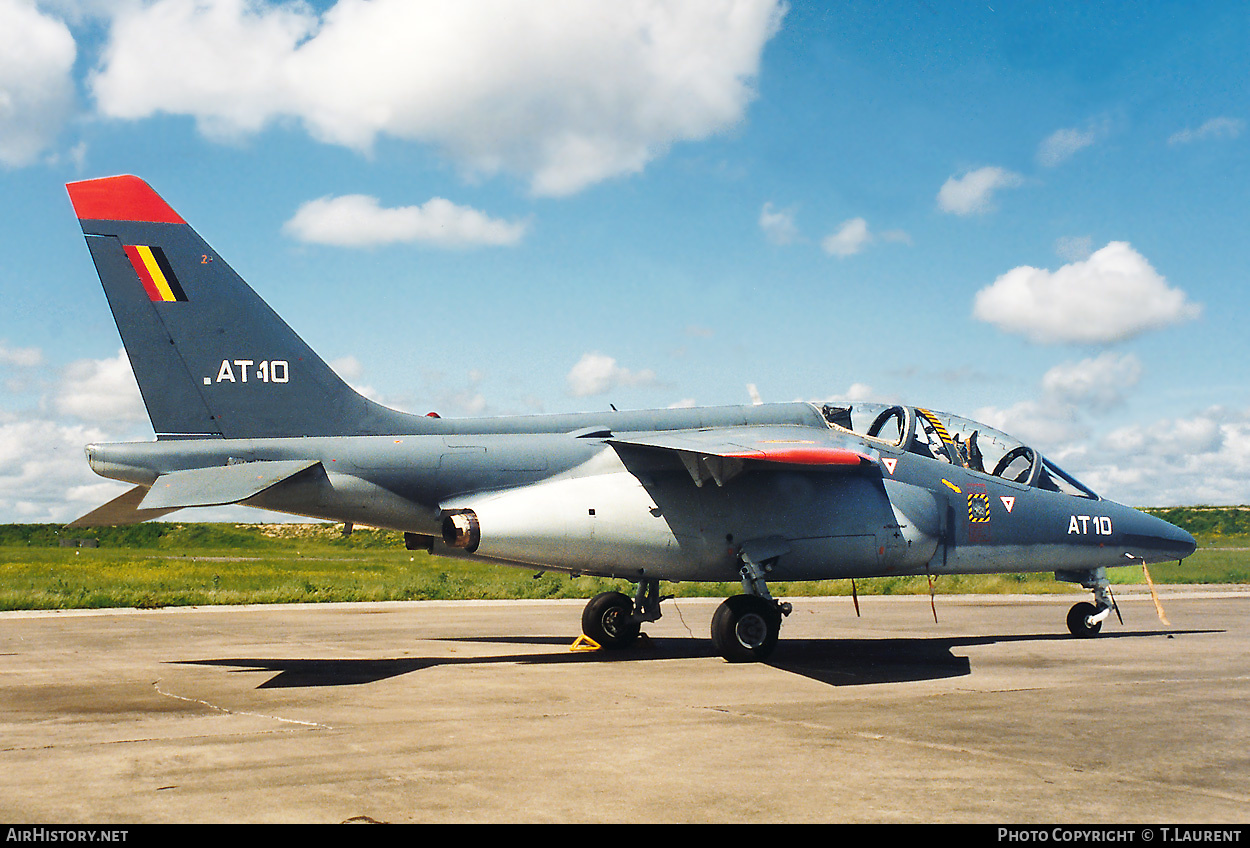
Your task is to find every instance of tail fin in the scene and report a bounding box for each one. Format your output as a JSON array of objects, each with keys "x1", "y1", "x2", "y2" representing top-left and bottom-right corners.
[{"x1": 67, "y1": 175, "x2": 423, "y2": 439}]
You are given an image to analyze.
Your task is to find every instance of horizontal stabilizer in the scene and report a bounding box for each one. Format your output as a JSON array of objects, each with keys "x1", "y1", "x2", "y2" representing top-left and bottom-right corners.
[
  {"x1": 67, "y1": 484, "x2": 180, "y2": 527},
  {"x1": 140, "y1": 459, "x2": 321, "y2": 510},
  {"x1": 609, "y1": 426, "x2": 878, "y2": 487}
]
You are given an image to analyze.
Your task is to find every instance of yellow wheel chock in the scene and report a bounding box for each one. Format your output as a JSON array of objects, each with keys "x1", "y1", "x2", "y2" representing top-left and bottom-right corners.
[{"x1": 569, "y1": 634, "x2": 602, "y2": 652}]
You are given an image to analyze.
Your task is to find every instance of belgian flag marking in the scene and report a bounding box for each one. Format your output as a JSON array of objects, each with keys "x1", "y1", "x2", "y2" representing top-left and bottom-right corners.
[{"x1": 123, "y1": 244, "x2": 187, "y2": 302}]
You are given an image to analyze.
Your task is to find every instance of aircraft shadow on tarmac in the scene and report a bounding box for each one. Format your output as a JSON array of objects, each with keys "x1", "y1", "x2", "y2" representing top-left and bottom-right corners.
[{"x1": 176, "y1": 627, "x2": 1215, "y2": 690}]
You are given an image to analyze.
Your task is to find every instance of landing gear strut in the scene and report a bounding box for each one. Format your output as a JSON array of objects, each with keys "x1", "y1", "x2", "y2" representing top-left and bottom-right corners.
[
  {"x1": 711, "y1": 547, "x2": 792, "y2": 662},
  {"x1": 1066, "y1": 601, "x2": 1108, "y2": 638},
  {"x1": 580, "y1": 579, "x2": 669, "y2": 649},
  {"x1": 1056, "y1": 567, "x2": 1121, "y2": 638}
]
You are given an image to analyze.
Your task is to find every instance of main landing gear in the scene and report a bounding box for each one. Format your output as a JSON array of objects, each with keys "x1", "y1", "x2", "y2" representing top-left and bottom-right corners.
[
  {"x1": 581, "y1": 579, "x2": 668, "y2": 650},
  {"x1": 710, "y1": 547, "x2": 791, "y2": 663},
  {"x1": 710, "y1": 594, "x2": 786, "y2": 662},
  {"x1": 579, "y1": 558, "x2": 793, "y2": 662},
  {"x1": 1057, "y1": 567, "x2": 1121, "y2": 638}
]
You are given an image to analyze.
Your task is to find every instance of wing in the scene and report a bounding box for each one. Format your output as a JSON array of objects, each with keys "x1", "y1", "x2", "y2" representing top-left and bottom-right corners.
[
  {"x1": 608, "y1": 425, "x2": 879, "y2": 487},
  {"x1": 67, "y1": 458, "x2": 324, "y2": 527},
  {"x1": 67, "y1": 484, "x2": 180, "y2": 527}
]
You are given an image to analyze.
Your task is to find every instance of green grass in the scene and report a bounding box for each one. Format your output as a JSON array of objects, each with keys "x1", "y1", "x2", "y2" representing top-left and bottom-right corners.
[
  {"x1": 1143, "y1": 505, "x2": 1250, "y2": 537},
  {"x1": 0, "y1": 508, "x2": 1245, "y2": 611}
]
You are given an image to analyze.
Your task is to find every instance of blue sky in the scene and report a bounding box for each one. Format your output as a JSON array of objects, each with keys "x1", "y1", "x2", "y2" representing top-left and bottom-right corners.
[{"x1": 1, "y1": 0, "x2": 1247, "y2": 520}]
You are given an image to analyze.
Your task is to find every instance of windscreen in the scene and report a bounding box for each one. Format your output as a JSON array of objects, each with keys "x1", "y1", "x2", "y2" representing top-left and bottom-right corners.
[{"x1": 819, "y1": 402, "x2": 1097, "y2": 497}]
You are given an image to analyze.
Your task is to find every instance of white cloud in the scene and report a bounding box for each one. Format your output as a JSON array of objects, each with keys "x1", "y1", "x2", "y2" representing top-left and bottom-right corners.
[
  {"x1": 54, "y1": 348, "x2": 146, "y2": 422},
  {"x1": 1104, "y1": 414, "x2": 1224, "y2": 458},
  {"x1": 284, "y1": 195, "x2": 528, "y2": 248},
  {"x1": 328, "y1": 354, "x2": 384, "y2": 405},
  {"x1": 937, "y1": 166, "x2": 1024, "y2": 216},
  {"x1": 566, "y1": 352, "x2": 656, "y2": 397},
  {"x1": 90, "y1": 0, "x2": 320, "y2": 138},
  {"x1": 933, "y1": 397, "x2": 1250, "y2": 506},
  {"x1": 968, "y1": 355, "x2": 1148, "y2": 502},
  {"x1": 1084, "y1": 407, "x2": 1250, "y2": 506},
  {"x1": 817, "y1": 218, "x2": 907, "y2": 258},
  {"x1": 970, "y1": 358, "x2": 1250, "y2": 506},
  {"x1": 821, "y1": 382, "x2": 881, "y2": 404},
  {"x1": 821, "y1": 217, "x2": 871, "y2": 257},
  {"x1": 1054, "y1": 235, "x2": 1094, "y2": 262},
  {"x1": 438, "y1": 389, "x2": 489, "y2": 417},
  {"x1": 0, "y1": 341, "x2": 43, "y2": 368},
  {"x1": 759, "y1": 202, "x2": 798, "y2": 245},
  {"x1": 1036, "y1": 121, "x2": 1106, "y2": 168},
  {"x1": 1168, "y1": 117, "x2": 1245, "y2": 146},
  {"x1": 972, "y1": 356, "x2": 1142, "y2": 462},
  {"x1": 973, "y1": 399, "x2": 1088, "y2": 455},
  {"x1": 0, "y1": 414, "x2": 120, "y2": 523},
  {"x1": 90, "y1": 0, "x2": 786, "y2": 196},
  {"x1": 1040, "y1": 352, "x2": 1142, "y2": 412},
  {"x1": 972, "y1": 241, "x2": 1201, "y2": 344},
  {"x1": 329, "y1": 355, "x2": 363, "y2": 382},
  {"x1": 0, "y1": 0, "x2": 76, "y2": 166},
  {"x1": 433, "y1": 369, "x2": 491, "y2": 417},
  {"x1": 801, "y1": 383, "x2": 890, "y2": 408}
]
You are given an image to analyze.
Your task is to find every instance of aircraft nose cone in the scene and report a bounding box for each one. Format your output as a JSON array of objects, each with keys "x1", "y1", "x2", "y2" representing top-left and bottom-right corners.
[
  {"x1": 1123, "y1": 512, "x2": 1197, "y2": 562},
  {"x1": 1165, "y1": 523, "x2": 1198, "y2": 560}
]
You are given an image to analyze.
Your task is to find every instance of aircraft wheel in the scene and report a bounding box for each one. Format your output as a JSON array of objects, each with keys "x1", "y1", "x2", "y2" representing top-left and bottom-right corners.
[
  {"x1": 711, "y1": 595, "x2": 781, "y2": 662},
  {"x1": 1066, "y1": 601, "x2": 1103, "y2": 638},
  {"x1": 582, "y1": 591, "x2": 640, "y2": 649}
]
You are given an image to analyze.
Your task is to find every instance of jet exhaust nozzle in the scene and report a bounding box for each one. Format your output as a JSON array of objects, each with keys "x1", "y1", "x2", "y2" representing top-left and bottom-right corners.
[{"x1": 441, "y1": 509, "x2": 480, "y2": 553}]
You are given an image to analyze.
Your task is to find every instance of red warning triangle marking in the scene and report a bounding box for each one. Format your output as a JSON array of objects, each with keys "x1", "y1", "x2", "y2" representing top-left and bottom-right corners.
[
  {"x1": 882, "y1": 458, "x2": 897, "y2": 475},
  {"x1": 1000, "y1": 495, "x2": 1016, "y2": 513}
]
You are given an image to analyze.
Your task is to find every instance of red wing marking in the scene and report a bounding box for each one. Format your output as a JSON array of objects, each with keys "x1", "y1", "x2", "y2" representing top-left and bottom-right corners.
[{"x1": 726, "y1": 446, "x2": 871, "y2": 466}]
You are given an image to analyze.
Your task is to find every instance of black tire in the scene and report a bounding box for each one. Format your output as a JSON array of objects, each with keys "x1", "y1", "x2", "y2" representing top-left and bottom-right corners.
[
  {"x1": 711, "y1": 595, "x2": 781, "y2": 662},
  {"x1": 581, "y1": 591, "x2": 640, "y2": 649},
  {"x1": 1067, "y1": 601, "x2": 1103, "y2": 638}
]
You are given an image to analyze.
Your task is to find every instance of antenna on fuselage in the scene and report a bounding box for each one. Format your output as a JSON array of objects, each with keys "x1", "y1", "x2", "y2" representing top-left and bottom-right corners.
[{"x1": 927, "y1": 573, "x2": 939, "y2": 623}]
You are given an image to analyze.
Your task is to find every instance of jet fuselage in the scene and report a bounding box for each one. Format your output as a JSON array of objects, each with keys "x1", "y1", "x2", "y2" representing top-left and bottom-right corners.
[{"x1": 84, "y1": 399, "x2": 1195, "y2": 585}]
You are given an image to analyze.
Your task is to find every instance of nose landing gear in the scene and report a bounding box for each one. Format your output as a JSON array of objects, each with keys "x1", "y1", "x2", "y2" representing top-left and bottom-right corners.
[
  {"x1": 1066, "y1": 600, "x2": 1111, "y2": 638},
  {"x1": 1057, "y1": 567, "x2": 1121, "y2": 638}
]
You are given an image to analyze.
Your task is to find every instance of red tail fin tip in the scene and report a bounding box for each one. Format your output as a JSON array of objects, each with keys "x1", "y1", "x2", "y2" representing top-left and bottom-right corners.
[{"x1": 66, "y1": 175, "x2": 186, "y2": 225}]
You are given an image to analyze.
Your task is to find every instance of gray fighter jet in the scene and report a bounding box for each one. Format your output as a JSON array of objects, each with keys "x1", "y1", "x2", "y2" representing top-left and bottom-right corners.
[{"x1": 65, "y1": 176, "x2": 1197, "y2": 662}]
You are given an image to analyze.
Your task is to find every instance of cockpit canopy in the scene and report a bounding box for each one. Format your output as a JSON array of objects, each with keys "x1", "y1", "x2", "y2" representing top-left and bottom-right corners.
[{"x1": 819, "y1": 402, "x2": 1098, "y2": 500}]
